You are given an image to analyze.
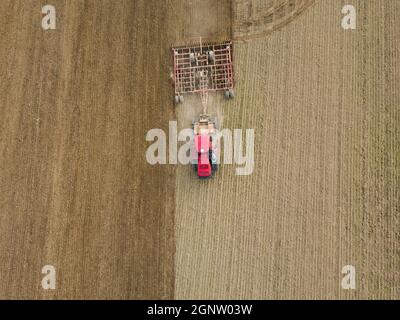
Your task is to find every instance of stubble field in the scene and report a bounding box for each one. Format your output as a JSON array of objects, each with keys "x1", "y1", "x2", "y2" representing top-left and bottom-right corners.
[{"x1": 175, "y1": 0, "x2": 399, "y2": 299}]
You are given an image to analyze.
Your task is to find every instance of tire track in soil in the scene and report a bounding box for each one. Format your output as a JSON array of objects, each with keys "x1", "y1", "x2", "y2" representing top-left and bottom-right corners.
[{"x1": 232, "y1": 0, "x2": 316, "y2": 41}]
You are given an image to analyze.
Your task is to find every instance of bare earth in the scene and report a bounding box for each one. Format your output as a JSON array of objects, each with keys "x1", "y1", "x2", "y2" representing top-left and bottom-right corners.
[
  {"x1": 0, "y1": 0, "x2": 176, "y2": 299},
  {"x1": 0, "y1": 0, "x2": 399, "y2": 299}
]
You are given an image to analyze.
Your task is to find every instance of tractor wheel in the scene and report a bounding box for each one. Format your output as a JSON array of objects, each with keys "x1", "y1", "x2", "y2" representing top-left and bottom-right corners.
[
  {"x1": 209, "y1": 117, "x2": 219, "y2": 130},
  {"x1": 179, "y1": 95, "x2": 184, "y2": 103},
  {"x1": 210, "y1": 152, "x2": 218, "y2": 173},
  {"x1": 228, "y1": 89, "x2": 235, "y2": 99},
  {"x1": 175, "y1": 95, "x2": 180, "y2": 104},
  {"x1": 224, "y1": 90, "x2": 230, "y2": 100},
  {"x1": 208, "y1": 51, "x2": 215, "y2": 64},
  {"x1": 190, "y1": 53, "x2": 196, "y2": 64}
]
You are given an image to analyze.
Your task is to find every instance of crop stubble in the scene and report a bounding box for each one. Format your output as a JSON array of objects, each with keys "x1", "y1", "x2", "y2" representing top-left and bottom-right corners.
[{"x1": 175, "y1": 0, "x2": 399, "y2": 299}]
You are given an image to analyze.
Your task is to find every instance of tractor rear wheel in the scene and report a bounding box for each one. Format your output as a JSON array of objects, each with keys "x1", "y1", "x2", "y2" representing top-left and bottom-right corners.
[
  {"x1": 175, "y1": 95, "x2": 184, "y2": 104},
  {"x1": 224, "y1": 89, "x2": 234, "y2": 99}
]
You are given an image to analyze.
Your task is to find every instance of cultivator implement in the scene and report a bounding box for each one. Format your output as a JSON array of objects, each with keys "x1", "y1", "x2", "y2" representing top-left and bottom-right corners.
[{"x1": 172, "y1": 40, "x2": 234, "y2": 111}]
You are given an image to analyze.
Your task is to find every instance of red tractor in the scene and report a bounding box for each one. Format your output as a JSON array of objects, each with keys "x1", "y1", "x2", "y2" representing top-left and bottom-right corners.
[
  {"x1": 172, "y1": 40, "x2": 234, "y2": 178},
  {"x1": 191, "y1": 115, "x2": 219, "y2": 178}
]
